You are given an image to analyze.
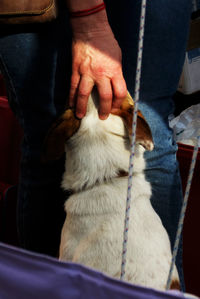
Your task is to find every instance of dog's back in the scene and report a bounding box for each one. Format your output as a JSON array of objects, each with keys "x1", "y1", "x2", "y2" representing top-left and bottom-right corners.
[{"x1": 43, "y1": 90, "x2": 180, "y2": 290}]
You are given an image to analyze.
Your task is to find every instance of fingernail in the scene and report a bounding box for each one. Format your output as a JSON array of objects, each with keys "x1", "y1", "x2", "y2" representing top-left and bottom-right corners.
[
  {"x1": 76, "y1": 112, "x2": 84, "y2": 119},
  {"x1": 99, "y1": 114, "x2": 109, "y2": 120}
]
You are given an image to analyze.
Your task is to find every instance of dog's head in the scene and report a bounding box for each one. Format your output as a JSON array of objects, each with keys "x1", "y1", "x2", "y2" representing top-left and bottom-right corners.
[
  {"x1": 42, "y1": 92, "x2": 153, "y2": 163},
  {"x1": 111, "y1": 92, "x2": 154, "y2": 152}
]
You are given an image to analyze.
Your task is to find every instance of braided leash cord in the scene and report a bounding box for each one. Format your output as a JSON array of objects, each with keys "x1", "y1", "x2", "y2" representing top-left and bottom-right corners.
[
  {"x1": 120, "y1": 0, "x2": 147, "y2": 280},
  {"x1": 166, "y1": 137, "x2": 200, "y2": 290}
]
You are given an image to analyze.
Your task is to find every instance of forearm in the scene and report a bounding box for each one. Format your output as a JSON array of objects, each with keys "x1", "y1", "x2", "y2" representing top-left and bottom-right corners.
[{"x1": 66, "y1": 0, "x2": 112, "y2": 36}]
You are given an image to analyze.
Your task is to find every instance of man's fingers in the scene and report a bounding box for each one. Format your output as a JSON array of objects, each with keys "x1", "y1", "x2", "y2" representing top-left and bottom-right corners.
[
  {"x1": 111, "y1": 75, "x2": 127, "y2": 109},
  {"x1": 97, "y1": 79, "x2": 113, "y2": 120},
  {"x1": 75, "y1": 75, "x2": 94, "y2": 119},
  {"x1": 69, "y1": 73, "x2": 80, "y2": 108},
  {"x1": 69, "y1": 73, "x2": 127, "y2": 120}
]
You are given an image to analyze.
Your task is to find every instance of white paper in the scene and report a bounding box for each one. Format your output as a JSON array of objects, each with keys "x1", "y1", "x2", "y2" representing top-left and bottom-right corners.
[{"x1": 169, "y1": 104, "x2": 200, "y2": 147}]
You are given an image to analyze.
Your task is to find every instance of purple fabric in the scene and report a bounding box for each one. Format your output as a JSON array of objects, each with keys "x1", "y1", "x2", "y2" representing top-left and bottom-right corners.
[{"x1": 0, "y1": 242, "x2": 186, "y2": 299}]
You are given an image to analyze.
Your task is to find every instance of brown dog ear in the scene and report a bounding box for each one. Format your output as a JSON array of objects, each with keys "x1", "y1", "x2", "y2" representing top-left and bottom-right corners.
[
  {"x1": 112, "y1": 92, "x2": 154, "y2": 151},
  {"x1": 41, "y1": 109, "x2": 81, "y2": 163},
  {"x1": 136, "y1": 112, "x2": 154, "y2": 151}
]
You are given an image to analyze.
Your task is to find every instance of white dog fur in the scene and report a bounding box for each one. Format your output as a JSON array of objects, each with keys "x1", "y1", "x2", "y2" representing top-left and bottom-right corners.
[{"x1": 44, "y1": 90, "x2": 180, "y2": 291}]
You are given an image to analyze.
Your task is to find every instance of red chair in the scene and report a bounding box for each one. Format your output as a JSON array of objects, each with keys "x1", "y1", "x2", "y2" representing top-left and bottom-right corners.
[
  {"x1": 177, "y1": 143, "x2": 200, "y2": 297},
  {"x1": 0, "y1": 74, "x2": 23, "y2": 247}
]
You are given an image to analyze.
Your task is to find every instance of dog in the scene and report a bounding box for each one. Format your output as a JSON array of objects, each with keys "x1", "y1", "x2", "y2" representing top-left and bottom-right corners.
[{"x1": 43, "y1": 90, "x2": 180, "y2": 291}]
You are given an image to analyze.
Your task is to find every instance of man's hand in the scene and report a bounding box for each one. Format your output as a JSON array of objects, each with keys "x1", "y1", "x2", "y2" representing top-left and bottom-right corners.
[
  {"x1": 66, "y1": 0, "x2": 127, "y2": 119},
  {"x1": 69, "y1": 32, "x2": 127, "y2": 119}
]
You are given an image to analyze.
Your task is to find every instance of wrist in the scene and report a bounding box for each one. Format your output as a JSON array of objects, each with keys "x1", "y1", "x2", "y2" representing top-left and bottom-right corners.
[
  {"x1": 70, "y1": 9, "x2": 112, "y2": 38},
  {"x1": 70, "y1": 2, "x2": 106, "y2": 18},
  {"x1": 67, "y1": 0, "x2": 104, "y2": 12},
  {"x1": 67, "y1": 1, "x2": 111, "y2": 37}
]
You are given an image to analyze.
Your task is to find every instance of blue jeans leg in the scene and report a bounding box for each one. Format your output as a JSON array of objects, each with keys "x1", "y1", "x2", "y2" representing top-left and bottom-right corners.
[
  {"x1": 0, "y1": 14, "x2": 72, "y2": 256},
  {"x1": 106, "y1": 0, "x2": 192, "y2": 289}
]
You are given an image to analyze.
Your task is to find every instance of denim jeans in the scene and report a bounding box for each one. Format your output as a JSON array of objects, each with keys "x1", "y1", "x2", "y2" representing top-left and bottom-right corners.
[
  {"x1": 0, "y1": 14, "x2": 72, "y2": 256},
  {"x1": 0, "y1": 0, "x2": 191, "y2": 289}
]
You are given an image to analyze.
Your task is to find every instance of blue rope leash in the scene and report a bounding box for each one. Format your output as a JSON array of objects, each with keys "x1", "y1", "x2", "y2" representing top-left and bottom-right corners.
[
  {"x1": 166, "y1": 137, "x2": 200, "y2": 290},
  {"x1": 120, "y1": 0, "x2": 147, "y2": 280}
]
